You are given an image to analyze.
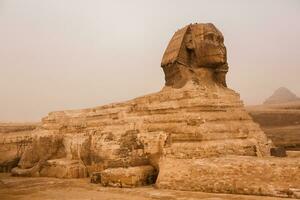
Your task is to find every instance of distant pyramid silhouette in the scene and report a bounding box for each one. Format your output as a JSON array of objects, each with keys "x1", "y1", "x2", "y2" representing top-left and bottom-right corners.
[{"x1": 264, "y1": 87, "x2": 300, "y2": 104}]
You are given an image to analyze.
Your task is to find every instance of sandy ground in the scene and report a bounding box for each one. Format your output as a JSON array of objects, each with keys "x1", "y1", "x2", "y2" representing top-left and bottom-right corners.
[{"x1": 0, "y1": 173, "x2": 297, "y2": 200}]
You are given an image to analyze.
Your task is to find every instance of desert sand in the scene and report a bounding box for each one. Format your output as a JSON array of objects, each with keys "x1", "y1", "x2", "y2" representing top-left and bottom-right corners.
[{"x1": 0, "y1": 173, "x2": 295, "y2": 200}]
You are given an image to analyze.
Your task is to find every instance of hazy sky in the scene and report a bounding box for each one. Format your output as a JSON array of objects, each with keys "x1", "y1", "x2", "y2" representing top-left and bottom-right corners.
[{"x1": 1, "y1": 0, "x2": 300, "y2": 122}]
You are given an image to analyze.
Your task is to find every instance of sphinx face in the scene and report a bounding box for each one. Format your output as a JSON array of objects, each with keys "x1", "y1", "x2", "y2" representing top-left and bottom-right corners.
[
  {"x1": 189, "y1": 24, "x2": 227, "y2": 68},
  {"x1": 161, "y1": 23, "x2": 229, "y2": 88}
]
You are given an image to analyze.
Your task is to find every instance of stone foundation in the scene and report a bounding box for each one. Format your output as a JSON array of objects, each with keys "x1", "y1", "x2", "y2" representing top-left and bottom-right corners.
[{"x1": 156, "y1": 156, "x2": 300, "y2": 198}]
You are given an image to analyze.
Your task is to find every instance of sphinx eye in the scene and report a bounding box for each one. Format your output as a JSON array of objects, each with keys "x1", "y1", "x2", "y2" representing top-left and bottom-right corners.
[{"x1": 217, "y1": 36, "x2": 224, "y2": 43}]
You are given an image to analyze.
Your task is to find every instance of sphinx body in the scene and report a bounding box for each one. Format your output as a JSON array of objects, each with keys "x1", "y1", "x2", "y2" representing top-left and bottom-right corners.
[{"x1": 11, "y1": 23, "x2": 300, "y2": 198}]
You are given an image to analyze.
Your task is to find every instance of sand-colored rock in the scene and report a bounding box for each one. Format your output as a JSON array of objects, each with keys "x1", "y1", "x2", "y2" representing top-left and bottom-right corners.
[
  {"x1": 101, "y1": 165, "x2": 156, "y2": 187},
  {"x1": 157, "y1": 156, "x2": 300, "y2": 198},
  {"x1": 0, "y1": 122, "x2": 38, "y2": 172},
  {"x1": 10, "y1": 23, "x2": 300, "y2": 198}
]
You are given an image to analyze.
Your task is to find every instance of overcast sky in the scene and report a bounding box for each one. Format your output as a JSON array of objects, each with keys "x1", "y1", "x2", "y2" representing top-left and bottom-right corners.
[{"x1": 1, "y1": 0, "x2": 300, "y2": 122}]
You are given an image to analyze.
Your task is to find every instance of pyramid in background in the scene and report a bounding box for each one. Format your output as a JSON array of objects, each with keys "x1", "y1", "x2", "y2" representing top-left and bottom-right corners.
[{"x1": 264, "y1": 87, "x2": 300, "y2": 105}]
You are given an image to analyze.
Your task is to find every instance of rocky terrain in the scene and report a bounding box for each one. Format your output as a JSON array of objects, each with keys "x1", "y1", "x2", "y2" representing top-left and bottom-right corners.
[
  {"x1": 1, "y1": 23, "x2": 300, "y2": 199},
  {"x1": 247, "y1": 88, "x2": 300, "y2": 151},
  {"x1": 0, "y1": 123, "x2": 39, "y2": 172}
]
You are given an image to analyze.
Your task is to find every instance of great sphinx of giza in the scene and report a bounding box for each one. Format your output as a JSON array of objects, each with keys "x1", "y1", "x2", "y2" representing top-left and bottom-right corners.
[{"x1": 12, "y1": 23, "x2": 300, "y2": 198}]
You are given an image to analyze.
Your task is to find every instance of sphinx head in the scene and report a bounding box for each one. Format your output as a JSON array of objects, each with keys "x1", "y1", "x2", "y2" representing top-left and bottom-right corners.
[
  {"x1": 161, "y1": 23, "x2": 228, "y2": 88},
  {"x1": 185, "y1": 23, "x2": 227, "y2": 67}
]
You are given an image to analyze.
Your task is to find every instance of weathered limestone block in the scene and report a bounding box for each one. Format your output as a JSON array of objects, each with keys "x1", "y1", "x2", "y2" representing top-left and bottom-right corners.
[
  {"x1": 17, "y1": 132, "x2": 66, "y2": 170},
  {"x1": 63, "y1": 133, "x2": 91, "y2": 163},
  {"x1": 137, "y1": 131, "x2": 168, "y2": 168},
  {"x1": 137, "y1": 131, "x2": 167, "y2": 155},
  {"x1": 101, "y1": 165, "x2": 156, "y2": 187},
  {"x1": 12, "y1": 132, "x2": 92, "y2": 178},
  {"x1": 164, "y1": 139, "x2": 258, "y2": 159},
  {"x1": 0, "y1": 123, "x2": 38, "y2": 172},
  {"x1": 156, "y1": 156, "x2": 300, "y2": 198}
]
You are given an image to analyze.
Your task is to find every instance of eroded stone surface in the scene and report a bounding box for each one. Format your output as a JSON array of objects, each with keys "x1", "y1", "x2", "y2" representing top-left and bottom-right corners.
[
  {"x1": 101, "y1": 165, "x2": 156, "y2": 187},
  {"x1": 0, "y1": 123, "x2": 38, "y2": 172},
  {"x1": 156, "y1": 156, "x2": 300, "y2": 198}
]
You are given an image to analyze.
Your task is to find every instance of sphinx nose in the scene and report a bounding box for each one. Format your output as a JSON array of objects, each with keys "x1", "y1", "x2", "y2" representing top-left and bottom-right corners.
[{"x1": 221, "y1": 46, "x2": 226, "y2": 54}]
